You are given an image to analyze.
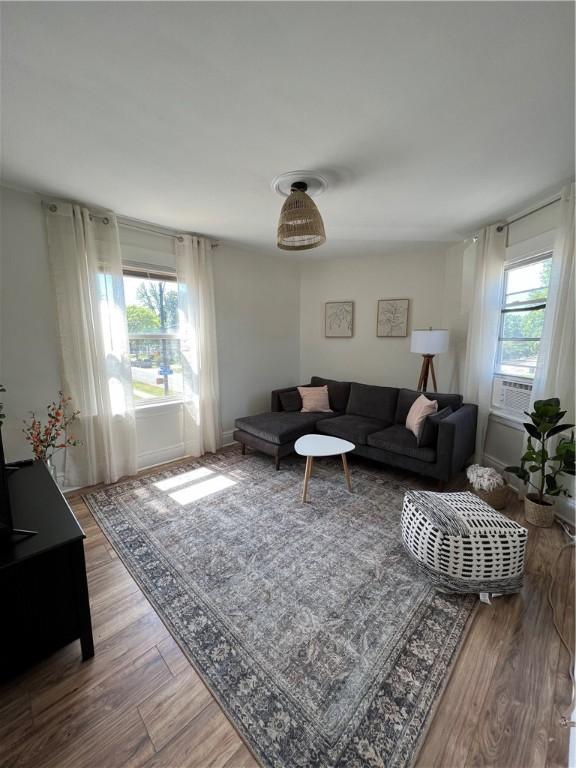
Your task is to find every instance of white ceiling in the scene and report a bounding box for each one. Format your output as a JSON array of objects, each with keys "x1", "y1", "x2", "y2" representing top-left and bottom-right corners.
[{"x1": 1, "y1": 2, "x2": 574, "y2": 255}]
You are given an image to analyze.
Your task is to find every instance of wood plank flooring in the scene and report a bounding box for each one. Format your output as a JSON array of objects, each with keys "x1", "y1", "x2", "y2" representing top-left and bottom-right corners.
[{"x1": 0, "y1": 455, "x2": 573, "y2": 768}]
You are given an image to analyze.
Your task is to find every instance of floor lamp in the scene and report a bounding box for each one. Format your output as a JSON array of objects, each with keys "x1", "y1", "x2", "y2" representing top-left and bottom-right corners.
[{"x1": 411, "y1": 329, "x2": 450, "y2": 392}]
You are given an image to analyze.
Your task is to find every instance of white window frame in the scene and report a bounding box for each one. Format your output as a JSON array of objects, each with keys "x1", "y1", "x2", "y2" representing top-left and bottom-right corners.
[
  {"x1": 489, "y1": 231, "x2": 556, "y2": 424},
  {"x1": 494, "y1": 250, "x2": 552, "y2": 381},
  {"x1": 123, "y1": 265, "x2": 184, "y2": 408}
]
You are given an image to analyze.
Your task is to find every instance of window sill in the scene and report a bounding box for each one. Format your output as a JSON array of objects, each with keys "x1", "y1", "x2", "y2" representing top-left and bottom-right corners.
[{"x1": 135, "y1": 400, "x2": 183, "y2": 416}]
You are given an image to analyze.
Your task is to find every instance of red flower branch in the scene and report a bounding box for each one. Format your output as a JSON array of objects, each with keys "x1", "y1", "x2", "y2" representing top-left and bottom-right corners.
[{"x1": 23, "y1": 392, "x2": 81, "y2": 462}]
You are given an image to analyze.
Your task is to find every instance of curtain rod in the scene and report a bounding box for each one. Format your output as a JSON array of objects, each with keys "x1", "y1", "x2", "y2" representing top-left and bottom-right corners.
[
  {"x1": 118, "y1": 217, "x2": 218, "y2": 247},
  {"x1": 117, "y1": 217, "x2": 184, "y2": 243},
  {"x1": 41, "y1": 203, "x2": 217, "y2": 247},
  {"x1": 496, "y1": 197, "x2": 561, "y2": 233},
  {"x1": 118, "y1": 217, "x2": 184, "y2": 241}
]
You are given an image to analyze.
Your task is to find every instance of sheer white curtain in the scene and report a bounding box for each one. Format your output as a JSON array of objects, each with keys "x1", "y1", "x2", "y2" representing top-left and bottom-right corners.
[
  {"x1": 462, "y1": 225, "x2": 507, "y2": 460},
  {"x1": 529, "y1": 185, "x2": 575, "y2": 503},
  {"x1": 175, "y1": 235, "x2": 221, "y2": 456},
  {"x1": 531, "y1": 184, "x2": 575, "y2": 416},
  {"x1": 44, "y1": 201, "x2": 137, "y2": 486}
]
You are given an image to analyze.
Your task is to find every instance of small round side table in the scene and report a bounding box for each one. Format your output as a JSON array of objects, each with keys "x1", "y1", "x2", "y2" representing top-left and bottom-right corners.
[{"x1": 294, "y1": 434, "x2": 355, "y2": 503}]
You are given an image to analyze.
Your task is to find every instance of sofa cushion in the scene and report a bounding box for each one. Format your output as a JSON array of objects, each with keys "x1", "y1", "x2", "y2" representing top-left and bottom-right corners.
[
  {"x1": 235, "y1": 412, "x2": 333, "y2": 445},
  {"x1": 395, "y1": 388, "x2": 463, "y2": 424},
  {"x1": 298, "y1": 385, "x2": 332, "y2": 413},
  {"x1": 316, "y1": 414, "x2": 387, "y2": 445},
  {"x1": 279, "y1": 390, "x2": 302, "y2": 412},
  {"x1": 419, "y1": 406, "x2": 453, "y2": 447},
  {"x1": 310, "y1": 376, "x2": 351, "y2": 412},
  {"x1": 367, "y1": 425, "x2": 436, "y2": 463},
  {"x1": 346, "y1": 383, "x2": 399, "y2": 423},
  {"x1": 406, "y1": 394, "x2": 438, "y2": 441}
]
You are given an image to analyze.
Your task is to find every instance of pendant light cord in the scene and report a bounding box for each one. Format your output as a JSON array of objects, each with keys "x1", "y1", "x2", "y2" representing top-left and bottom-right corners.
[{"x1": 550, "y1": 518, "x2": 576, "y2": 727}]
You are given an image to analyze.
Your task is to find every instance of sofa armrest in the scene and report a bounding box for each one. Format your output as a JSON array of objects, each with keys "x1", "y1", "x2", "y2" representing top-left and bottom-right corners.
[
  {"x1": 271, "y1": 385, "x2": 304, "y2": 412},
  {"x1": 436, "y1": 403, "x2": 478, "y2": 480}
]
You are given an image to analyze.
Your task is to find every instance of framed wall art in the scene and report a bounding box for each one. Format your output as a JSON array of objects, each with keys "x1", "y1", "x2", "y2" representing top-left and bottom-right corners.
[
  {"x1": 325, "y1": 301, "x2": 354, "y2": 338},
  {"x1": 377, "y1": 299, "x2": 409, "y2": 337}
]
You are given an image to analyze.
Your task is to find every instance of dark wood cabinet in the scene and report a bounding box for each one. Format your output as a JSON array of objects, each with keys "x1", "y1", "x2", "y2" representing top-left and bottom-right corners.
[{"x1": 0, "y1": 461, "x2": 94, "y2": 680}]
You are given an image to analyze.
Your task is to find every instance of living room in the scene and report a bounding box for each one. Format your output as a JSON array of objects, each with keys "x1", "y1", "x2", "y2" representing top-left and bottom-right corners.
[{"x1": 0, "y1": 2, "x2": 574, "y2": 767}]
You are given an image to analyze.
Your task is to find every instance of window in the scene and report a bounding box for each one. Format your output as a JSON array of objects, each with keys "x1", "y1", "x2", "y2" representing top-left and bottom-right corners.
[
  {"x1": 495, "y1": 253, "x2": 552, "y2": 379},
  {"x1": 123, "y1": 269, "x2": 183, "y2": 404}
]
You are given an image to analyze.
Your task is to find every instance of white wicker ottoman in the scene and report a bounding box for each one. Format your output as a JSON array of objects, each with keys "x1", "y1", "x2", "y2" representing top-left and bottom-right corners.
[{"x1": 401, "y1": 490, "x2": 527, "y2": 598}]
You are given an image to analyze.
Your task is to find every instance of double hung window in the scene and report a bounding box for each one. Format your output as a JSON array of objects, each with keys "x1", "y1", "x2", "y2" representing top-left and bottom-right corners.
[
  {"x1": 495, "y1": 254, "x2": 552, "y2": 379},
  {"x1": 123, "y1": 269, "x2": 183, "y2": 404}
]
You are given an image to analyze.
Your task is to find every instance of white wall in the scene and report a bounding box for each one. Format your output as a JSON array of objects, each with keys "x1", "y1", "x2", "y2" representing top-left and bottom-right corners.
[
  {"x1": 299, "y1": 246, "x2": 459, "y2": 392},
  {"x1": 0, "y1": 186, "x2": 62, "y2": 463},
  {"x1": 0, "y1": 186, "x2": 301, "y2": 471},
  {"x1": 213, "y1": 244, "x2": 300, "y2": 437},
  {"x1": 484, "y1": 415, "x2": 526, "y2": 473}
]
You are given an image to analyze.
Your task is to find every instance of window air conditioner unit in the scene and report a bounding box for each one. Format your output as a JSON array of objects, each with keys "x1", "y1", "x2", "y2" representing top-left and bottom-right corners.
[{"x1": 492, "y1": 377, "x2": 532, "y2": 415}]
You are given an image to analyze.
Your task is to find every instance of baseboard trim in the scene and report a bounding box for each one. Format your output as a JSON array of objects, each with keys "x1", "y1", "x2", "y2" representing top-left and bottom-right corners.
[
  {"x1": 482, "y1": 452, "x2": 507, "y2": 471},
  {"x1": 222, "y1": 430, "x2": 237, "y2": 447}
]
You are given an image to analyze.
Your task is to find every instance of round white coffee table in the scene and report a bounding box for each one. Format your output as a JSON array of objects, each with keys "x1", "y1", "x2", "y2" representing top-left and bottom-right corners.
[{"x1": 294, "y1": 434, "x2": 355, "y2": 503}]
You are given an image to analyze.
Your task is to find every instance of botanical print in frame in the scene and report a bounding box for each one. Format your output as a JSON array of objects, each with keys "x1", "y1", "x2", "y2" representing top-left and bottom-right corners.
[
  {"x1": 325, "y1": 301, "x2": 354, "y2": 338},
  {"x1": 377, "y1": 299, "x2": 409, "y2": 337}
]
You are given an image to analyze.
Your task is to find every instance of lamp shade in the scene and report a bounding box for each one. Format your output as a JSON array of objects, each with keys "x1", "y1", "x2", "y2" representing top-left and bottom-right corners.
[
  {"x1": 277, "y1": 184, "x2": 326, "y2": 251},
  {"x1": 410, "y1": 329, "x2": 450, "y2": 355}
]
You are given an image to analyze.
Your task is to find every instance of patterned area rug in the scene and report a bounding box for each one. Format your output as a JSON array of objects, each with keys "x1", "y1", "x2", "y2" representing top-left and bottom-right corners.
[{"x1": 84, "y1": 447, "x2": 476, "y2": 767}]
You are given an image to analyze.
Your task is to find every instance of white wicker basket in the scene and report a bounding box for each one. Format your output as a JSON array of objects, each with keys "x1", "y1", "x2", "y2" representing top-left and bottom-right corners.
[{"x1": 401, "y1": 490, "x2": 527, "y2": 596}]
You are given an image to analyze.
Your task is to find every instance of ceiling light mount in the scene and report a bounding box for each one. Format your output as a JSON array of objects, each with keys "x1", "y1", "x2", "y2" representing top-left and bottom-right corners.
[{"x1": 271, "y1": 170, "x2": 328, "y2": 198}]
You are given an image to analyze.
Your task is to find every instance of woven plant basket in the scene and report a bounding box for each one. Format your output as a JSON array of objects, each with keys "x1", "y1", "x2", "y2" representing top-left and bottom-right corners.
[
  {"x1": 471, "y1": 485, "x2": 508, "y2": 511},
  {"x1": 524, "y1": 494, "x2": 556, "y2": 527}
]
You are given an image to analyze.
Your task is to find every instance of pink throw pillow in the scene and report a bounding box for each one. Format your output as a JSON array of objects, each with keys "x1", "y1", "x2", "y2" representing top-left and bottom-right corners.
[
  {"x1": 298, "y1": 385, "x2": 332, "y2": 413},
  {"x1": 406, "y1": 394, "x2": 438, "y2": 441}
]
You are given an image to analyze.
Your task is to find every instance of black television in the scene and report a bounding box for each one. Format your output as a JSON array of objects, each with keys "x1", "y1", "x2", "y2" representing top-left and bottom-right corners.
[
  {"x1": 0, "y1": 428, "x2": 36, "y2": 544},
  {"x1": 0, "y1": 426, "x2": 14, "y2": 542}
]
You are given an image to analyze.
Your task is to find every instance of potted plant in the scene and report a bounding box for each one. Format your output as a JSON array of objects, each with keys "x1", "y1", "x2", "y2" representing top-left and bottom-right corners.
[
  {"x1": 505, "y1": 398, "x2": 575, "y2": 527},
  {"x1": 466, "y1": 464, "x2": 508, "y2": 509}
]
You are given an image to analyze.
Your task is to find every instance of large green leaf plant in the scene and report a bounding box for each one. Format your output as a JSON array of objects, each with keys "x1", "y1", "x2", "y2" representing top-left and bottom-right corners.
[{"x1": 505, "y1": 398, "x2": 575, "y2": 505}]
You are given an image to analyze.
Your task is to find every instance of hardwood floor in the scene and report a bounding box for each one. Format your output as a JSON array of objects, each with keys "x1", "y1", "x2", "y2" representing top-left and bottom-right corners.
[{"x1": 0, "y1": 457, "x2": 573, "y2": 768}]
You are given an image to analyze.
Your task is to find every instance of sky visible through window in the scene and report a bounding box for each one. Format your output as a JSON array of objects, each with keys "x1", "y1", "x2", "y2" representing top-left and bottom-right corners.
[{"x1": 505, "y1": 260, "x2": 549, "y2": 303}]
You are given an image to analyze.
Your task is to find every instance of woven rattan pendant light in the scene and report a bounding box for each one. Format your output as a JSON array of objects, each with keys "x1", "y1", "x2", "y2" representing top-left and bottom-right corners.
[{"x1": 277, "y1": 181, "x2": 326, "y2": 251}]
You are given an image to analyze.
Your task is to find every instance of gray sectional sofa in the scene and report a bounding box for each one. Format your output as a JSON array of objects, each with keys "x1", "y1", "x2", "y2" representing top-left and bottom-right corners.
[{"x1": 233, "y1": 376, "x2": 478, "y2": 482}]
